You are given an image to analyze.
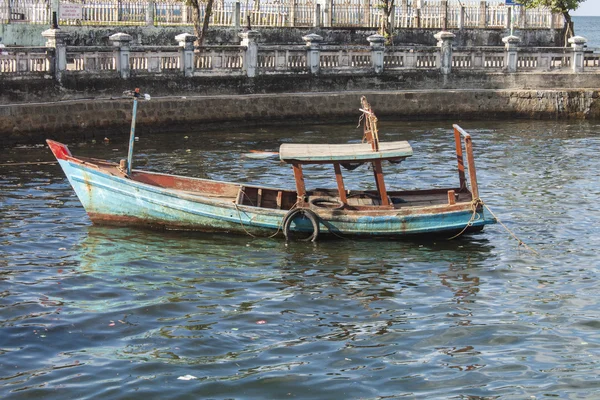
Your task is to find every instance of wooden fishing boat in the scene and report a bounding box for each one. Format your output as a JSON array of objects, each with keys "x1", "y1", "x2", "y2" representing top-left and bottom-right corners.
[{"x1": 47, "y1": 94, "x2": 495, "y2": 241}]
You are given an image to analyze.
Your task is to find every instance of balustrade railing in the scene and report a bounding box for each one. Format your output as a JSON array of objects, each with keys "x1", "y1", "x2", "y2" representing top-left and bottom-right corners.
[
  {"x1": 0, "y1": 47, "x2": 51, "y2": 73},
  {"x1": 0, "y1": 30, "x2": 595, "y2": 80},
  {"x1": 65, "y1": 46, "x2": 115, "y2": 71},
  {"x1": 3, "y1": 0, "x2": 563, "y2": 30}
]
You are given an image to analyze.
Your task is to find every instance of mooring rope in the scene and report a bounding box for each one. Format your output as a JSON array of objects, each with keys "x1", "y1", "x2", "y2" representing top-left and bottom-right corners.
[
  {"x1": 448, "y1": 197, "x2": 540, "y2": 256},
  {"x1": 448, "y1": 198, "x2": 483, "y2": 240},
  {"x1": 233, "y1": 202, "x2": 258, "y2": 238},
  {"x1": 233, "y1": 194, "x2": 303, "y2": 239},
  {"x1": 482, "y1": 202, "x2": 540, "y2": 256}
]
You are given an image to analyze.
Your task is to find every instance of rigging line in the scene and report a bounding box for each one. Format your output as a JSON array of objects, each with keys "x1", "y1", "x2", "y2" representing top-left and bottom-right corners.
[
  {"x1": 268, "y1": 199, "x2": 301, "y2": 239},
  {"x1": 482, "y1": 202, "x2": 540, "y2": 256},
  {"x1": 447, "y1": 197, "x2": 482, "y2": 240},
  {"x1": 233, "y1": 203, "x2": 258, "y2": 238}
]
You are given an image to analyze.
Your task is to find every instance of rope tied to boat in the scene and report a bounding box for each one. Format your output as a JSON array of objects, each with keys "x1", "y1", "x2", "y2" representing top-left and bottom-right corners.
[
  {"x1": 448, "y1": 197, "x2": 540, "y2": 256},
  {"x1": 447, "y1": 197, "x2": 483, "y2": 240},
  {"x1": 481, "y1": 201, "x2": 540, "y2": 256},
  {"x1": 233, "y1": 192, "x2": 302, "y2": 239}
]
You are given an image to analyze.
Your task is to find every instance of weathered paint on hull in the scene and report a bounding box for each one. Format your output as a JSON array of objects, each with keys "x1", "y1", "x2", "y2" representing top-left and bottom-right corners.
[{"x1": 56, "y1": 158, "x2": 495, "y2": 238}]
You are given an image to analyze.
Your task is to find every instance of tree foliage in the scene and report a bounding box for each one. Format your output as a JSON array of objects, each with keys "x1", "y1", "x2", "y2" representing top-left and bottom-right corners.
[{"x1": 516, "y1": 0, "x2": 584, "y2": 45}]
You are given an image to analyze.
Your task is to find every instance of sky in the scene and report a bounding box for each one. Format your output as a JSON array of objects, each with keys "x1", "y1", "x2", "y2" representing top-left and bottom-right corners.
[{"x1": 572, "y1": 0, "x2": 600, "y2": 16}]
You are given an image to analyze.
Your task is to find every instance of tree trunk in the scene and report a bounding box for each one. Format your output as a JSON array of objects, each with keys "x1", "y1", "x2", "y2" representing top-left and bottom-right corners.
[
  {"x1": 379, "y1": 0, "x2": 394, "y2": 44},
  {"x1": 191, "y1": 4, "x2": 202, "y2": 47},
  {"x1": 199, "y1": 0, "x2": 214, "y2": 46},
  {"x1": 562, "y1": 11, "x2": 574, "y2": 47}
]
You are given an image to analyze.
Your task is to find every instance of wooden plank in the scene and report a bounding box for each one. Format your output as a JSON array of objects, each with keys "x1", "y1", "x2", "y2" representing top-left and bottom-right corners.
[
  {"x1": 333, "y1": 163, "x2": 347, "y2": 204},
  {"x1": 279, "y1": 141, "x2": 412, "y2": 163},
  {"x1": 235, "y1": 187, "x2": 245, "y2": 205}
]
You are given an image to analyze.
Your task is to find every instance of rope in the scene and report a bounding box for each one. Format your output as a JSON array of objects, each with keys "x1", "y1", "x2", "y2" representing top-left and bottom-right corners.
[
  {"x1": 233, "y1": 193, "x2": 302, "y2": 239},
  {"x1": 448, "y1": 197, "x2": 540, "y2": 256},
  {"x1": 233, "y1": 202, "x2": 258, "y2": 238},
  {"x1": 482, "y1": 202, "x2": 540, "y2": 256},
  {"x1": 447, "y1": 197, "x2": 483, "y2": 240}
]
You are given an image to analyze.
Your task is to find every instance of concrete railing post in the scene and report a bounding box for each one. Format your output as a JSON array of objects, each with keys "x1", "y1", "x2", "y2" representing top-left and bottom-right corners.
[
  {"x1": 110, "y1": 33, "x2": 132, "y2": 79},
  {"x1": 176, "y1": 33, "x2": 196, "y2": 77},
  {"x1": 458, "y1": 6, "x2": 465, "y2": 29},
  {"x1": 368, "y1": 34, "x2": 385, "y2": 74},
  {"x1": 401, "y1": 0, "x2": 408, "y2": 28},
  {"x1": 42, "y1": 28, "x2": 69, "y2": 81},
  {"x1": 506, "y1": 6, "x2": 512, "y2": 31},
  {"x1": 302, "y1": 33, "x2": 323, "y2": 74},
  {"x1": 234, "y1": 2, "x2": 241, "y2": 29},
  {"x1": 503, "y1": 34, "x2": 520, "y2": 73},
  {"x1": 239, "y1": 30, "x2": 259, "y2": 77},
  {"x1": 479, "y1": 0, "x2": 486, "y2": 28},
  {"x1": 435, "y1": 30, "x2": 455, "y2": 75},
  {"x1": 389, "y1": 4, "x2": 396, "y2": 31},
  {"x1": 146, "y1": 0, "x2": 155, "y2": 26},
  {"x1": 569, "y1": 36, "x2": 587, "y2": 73}
]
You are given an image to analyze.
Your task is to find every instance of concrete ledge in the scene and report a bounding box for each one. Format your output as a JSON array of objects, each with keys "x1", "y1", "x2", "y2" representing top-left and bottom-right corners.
[{"x1": 2, "y1": 89, "x2": 600, "y2": 146}]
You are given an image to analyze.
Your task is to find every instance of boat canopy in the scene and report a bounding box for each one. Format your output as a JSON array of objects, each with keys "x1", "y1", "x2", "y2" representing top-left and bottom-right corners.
[{"x1": 279, "y1": 141, "x2": 413, "y2": 164}]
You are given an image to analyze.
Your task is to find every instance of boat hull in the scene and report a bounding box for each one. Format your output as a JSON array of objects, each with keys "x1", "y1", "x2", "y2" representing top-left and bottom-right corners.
[{"x1": 54, "y1": 156, "x2": 495, "y2": 238}]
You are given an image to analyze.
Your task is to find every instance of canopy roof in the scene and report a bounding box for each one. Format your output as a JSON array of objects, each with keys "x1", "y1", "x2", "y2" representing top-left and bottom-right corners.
[{"x1": 279, "y1": 141, "x2": 413, "y2": 164}]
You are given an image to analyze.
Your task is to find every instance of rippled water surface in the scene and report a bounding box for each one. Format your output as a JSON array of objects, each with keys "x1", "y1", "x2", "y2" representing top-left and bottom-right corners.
[{"x1": 2, "y1": 119, "x2": 600, "y2": 399}]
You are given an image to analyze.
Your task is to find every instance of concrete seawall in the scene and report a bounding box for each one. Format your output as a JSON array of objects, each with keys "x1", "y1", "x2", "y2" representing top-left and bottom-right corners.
[{"x1": 1, "y1": 88, "x2": 599, "y2": 146}]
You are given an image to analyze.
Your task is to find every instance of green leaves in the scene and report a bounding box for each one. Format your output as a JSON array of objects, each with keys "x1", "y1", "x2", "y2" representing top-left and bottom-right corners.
[{"x1": 517, "y1": 0, "x2": 582, "y2": 14}]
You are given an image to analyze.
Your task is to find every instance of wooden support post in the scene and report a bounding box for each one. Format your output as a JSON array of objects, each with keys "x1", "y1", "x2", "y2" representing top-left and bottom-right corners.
[
  {"x1": 454, "y1": 126, "x2": 467, "y2": 191},
  {"x1": 333, "y1": 163, "x2": 348, "y2": 204},
  {"x1": 372, "y1": 160, "x2": 389, "y2": 206},
  {"x1": 256, "y1": 188, "x2": 263, "y2": 207},
  {"x1": 292, "y1": 164, "x2": 306, "y2": 202},
  {"x1": 464, "y1": 136, "x2": 479, "y2": 199},
  {"x1": 447, "y1": 189, "x2": 456, "y2": 205}
]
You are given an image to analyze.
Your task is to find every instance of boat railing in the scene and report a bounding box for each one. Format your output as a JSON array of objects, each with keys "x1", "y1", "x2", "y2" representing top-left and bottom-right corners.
[{"x1": 453, "y1": 124, "x2": 479, "y2": 200}]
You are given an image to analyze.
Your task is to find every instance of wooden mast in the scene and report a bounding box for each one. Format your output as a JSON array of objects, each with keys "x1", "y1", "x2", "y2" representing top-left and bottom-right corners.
[{"x1": 360, "y1": 97, "x2": 389, "y2": 206}]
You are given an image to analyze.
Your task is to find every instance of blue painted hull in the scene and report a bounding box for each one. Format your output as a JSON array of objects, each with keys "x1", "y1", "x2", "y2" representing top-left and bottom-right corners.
[{"x1": 55, "y1": 156, "x2": 495, "y2": 238}]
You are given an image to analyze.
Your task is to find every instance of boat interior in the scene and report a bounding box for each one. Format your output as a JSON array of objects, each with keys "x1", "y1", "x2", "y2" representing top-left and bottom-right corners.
[{"x1": 73, "y1": 155, "x2": 473, "y2": 212}]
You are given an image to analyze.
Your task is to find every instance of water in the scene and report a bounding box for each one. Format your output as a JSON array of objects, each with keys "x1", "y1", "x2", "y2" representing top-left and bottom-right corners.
[
  {"x1": 573, "y1": 16, "x2": 600, "y2": 47},
  {"x1": 2, "y1": 119, "x2": 600, "y2": 399}
]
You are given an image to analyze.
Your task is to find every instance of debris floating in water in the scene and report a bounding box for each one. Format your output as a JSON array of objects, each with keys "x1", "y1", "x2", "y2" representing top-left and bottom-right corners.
[{"x1": 177, "y1": 375, "x2": 198, "y2": 381}]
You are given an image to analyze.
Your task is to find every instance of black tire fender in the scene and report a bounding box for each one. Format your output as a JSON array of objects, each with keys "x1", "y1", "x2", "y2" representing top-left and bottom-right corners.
[{"x1": 282, "y1": 208, "x2": 320, "y2": 242}]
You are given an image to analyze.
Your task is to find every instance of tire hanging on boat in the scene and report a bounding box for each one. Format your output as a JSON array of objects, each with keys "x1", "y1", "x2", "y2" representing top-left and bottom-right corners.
[{"x1": 282, "y1": 208, "x2": 320, "y2": 242}]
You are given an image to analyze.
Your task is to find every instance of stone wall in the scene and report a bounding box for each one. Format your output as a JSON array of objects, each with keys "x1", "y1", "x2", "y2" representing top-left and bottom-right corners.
[
  {"x1": 2, "y1": 70, "x2": 600, "y2": 105},
  {"x1": 0, "y1": 24, "x2": 561, "y2": 47},
  {"x1": 2, "y1": 88, "x2": 599, "y2": 145}
]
